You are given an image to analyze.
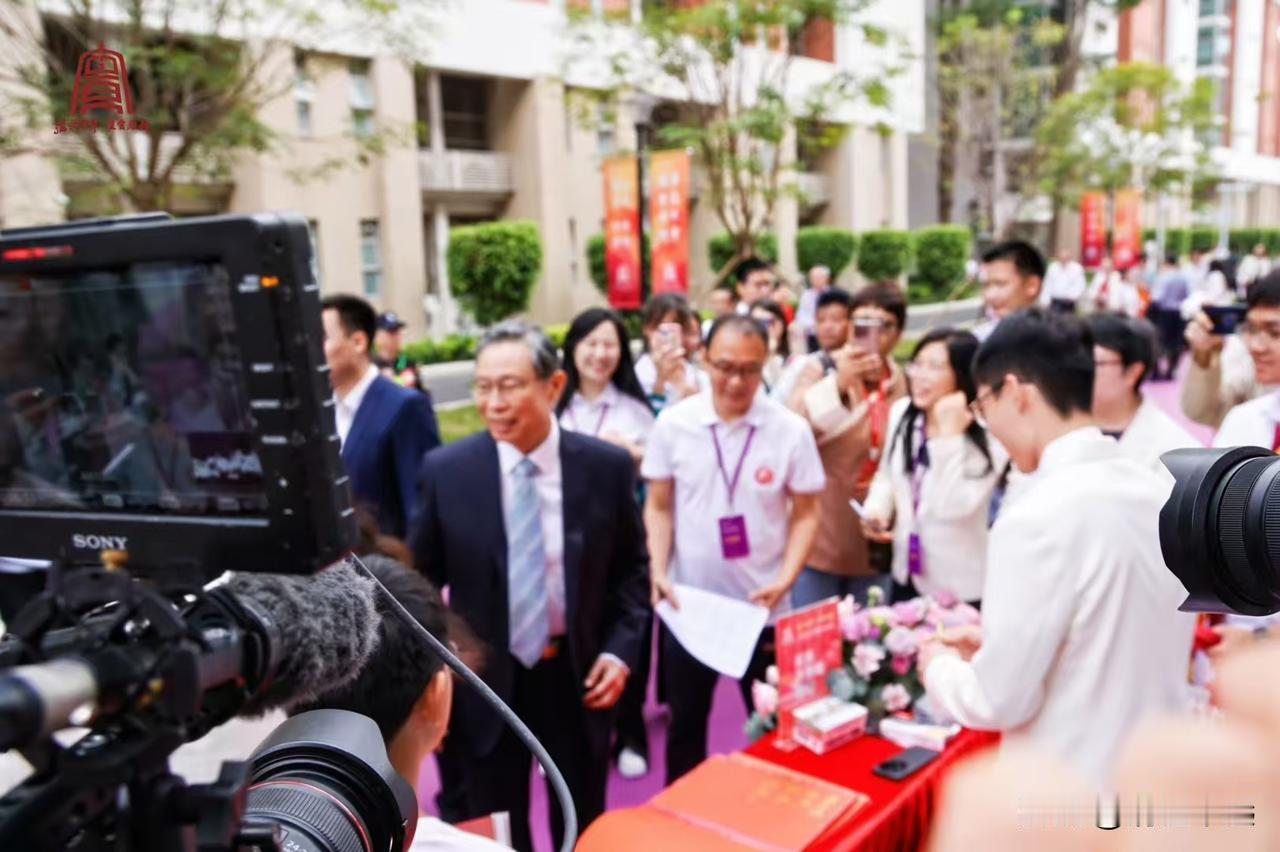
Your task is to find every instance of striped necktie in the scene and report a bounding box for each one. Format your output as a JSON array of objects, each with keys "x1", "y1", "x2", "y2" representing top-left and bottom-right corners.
[{"x1": 506, "y1": 457, "x2": 549, "y2": 668}]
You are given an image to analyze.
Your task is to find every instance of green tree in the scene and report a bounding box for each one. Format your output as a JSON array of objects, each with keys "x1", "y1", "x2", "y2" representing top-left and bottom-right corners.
[
  {"x1": 566, "y1": 1, "x2": 903, "y2": 282},
  {"x1": 448, "y1": 221, "x2": 543, "y2": 325},
  {"x1": 795, "y1": 227, "x2": 858, "y2": 278},
  {"x1": 857, "y1": 230, "x2": 912, "y2": 281},
  {"x1": 913, "y1": 225, "x2": 971, "y2": 295},
  {"x1": 1033, "y1": 63, "x2": 1217, "y2": 217},
  {"x1": 709, "y1": 232, "x2": 778, "y2": 276},
  {"x1": 0, "y1": 0, "x2": 431, "y2": 212}
]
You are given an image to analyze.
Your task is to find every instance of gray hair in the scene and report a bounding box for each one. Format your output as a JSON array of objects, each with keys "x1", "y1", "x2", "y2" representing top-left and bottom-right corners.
[{"x1": 476, "y1": 320, "x2": 561, "y2": 380}]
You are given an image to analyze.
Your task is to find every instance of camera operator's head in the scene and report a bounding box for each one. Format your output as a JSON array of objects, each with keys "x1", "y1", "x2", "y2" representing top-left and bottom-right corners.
[
  {"x1": 293, "y1": 556, "x2": 451, "y2": 797},
  {"x1": 971, "y1": 308, "x2": 1094, "y2": 474},
  {"x1": 321, "y1": 294, "x2": 378, "y2": 395},
  {"x1": 472, "y1": 321, "x2": 566, "y2": 455},
  {"x1": 1241, "y1": 269, "x2": 1280, "y2": 386}
]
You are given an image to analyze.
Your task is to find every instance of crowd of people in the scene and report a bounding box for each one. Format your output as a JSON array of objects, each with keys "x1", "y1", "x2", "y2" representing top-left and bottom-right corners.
[{"x1": 193, "y1": 238, "x2": 1280, "y2": 849}]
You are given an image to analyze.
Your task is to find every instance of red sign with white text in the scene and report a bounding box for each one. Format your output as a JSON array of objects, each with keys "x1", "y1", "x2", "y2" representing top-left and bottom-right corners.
[
  {"x1": 603, "y1": 156, "x2": 642, "y2": 310},
  {"x1": 1080, "y1": 192, "x2": 1107, "y2": 269},
  {"x1": 1113, "y1": 188, "x2": 1142, "y2": 270},
  {"x1": 774, "y1": 598, "x2": 842, "y2": 747},
  {"x1": 648, "y1": 149, "x2": 691, "y2": 295}
]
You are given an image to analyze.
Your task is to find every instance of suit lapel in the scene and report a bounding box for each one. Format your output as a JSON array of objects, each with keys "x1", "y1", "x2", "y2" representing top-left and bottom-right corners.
[
  {"x1": 559, "y1": 433, "x2": 584, "y2": 629},
  {"x1": 343, "y1": 375, "x2": 385, "y2": 463}
]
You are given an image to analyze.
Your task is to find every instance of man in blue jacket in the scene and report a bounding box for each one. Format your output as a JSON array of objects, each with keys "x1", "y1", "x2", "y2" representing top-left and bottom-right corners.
[{"x1": 322, "y1": 294, "x2": 439, "y2": 538}]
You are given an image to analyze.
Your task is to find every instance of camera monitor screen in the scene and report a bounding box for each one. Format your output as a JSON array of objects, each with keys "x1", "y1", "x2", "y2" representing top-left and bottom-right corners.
[{"x1": 0, "y1": 261, "x2": 267, "y2": 517}]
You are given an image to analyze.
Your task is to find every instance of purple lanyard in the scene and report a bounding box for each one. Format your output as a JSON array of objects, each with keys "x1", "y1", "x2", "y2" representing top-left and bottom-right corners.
[
  {"x1": 909, "y1": 422, "x2": 929, "y2": 516},
  {"x1": 569, "y1": 402, "x2": 610, "y2": 437},
  {"x1": 710, "y1": 424, "x2": 757, "y2": 509}
]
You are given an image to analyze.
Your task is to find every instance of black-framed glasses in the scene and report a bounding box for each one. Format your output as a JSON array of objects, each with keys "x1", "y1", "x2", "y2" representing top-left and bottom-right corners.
[
  {"x1": 969, "y1": 379, "x2": 1005, "y2": 426},
  {"x1": 708, "y1": 360, "x2": 765, "y2": 380}
]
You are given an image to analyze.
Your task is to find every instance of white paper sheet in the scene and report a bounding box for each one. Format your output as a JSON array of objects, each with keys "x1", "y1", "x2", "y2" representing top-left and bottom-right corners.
[{"x1": 655, "y1": 583, "x2": 770, "y2": 679}]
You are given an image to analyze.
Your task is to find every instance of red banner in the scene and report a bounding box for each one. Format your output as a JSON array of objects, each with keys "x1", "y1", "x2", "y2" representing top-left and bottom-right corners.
[
  {"x1": 603, "y1": 155, "x2": 642, "y2": 309},
  {"x1": 1112, "y1": 188, "x2": 1142, "y2": 270},
  {"x1": 774, "y1": 599, "x2": 843, "y2": 748},
  {"x1": 648, "y1": 149, "x2": 691, "y2": 295},
  {"x1": 1080, "y1": 191, "x2": 1107, "y2": 269}
]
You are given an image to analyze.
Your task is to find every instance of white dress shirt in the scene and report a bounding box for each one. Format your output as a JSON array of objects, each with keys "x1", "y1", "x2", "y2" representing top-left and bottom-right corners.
[
  {"x1": 496, "y1": 421, "x2": 567, "y2": 637},
  {"x1": 1114, "y1": 396, "x2": 1203, "y2": 485},
  {"x1": 558, "y1": 384, "x2": 655, "y2": 446},
  {"x1": 1040, "y1": 260, "x2": 1087, "y2": 304},
  {"x1": 924, "y1": 427, "x2": 1196, "y2": 786},
  {"x1": 333, "y1": 363, "x2": 380, "y2": 447},
  {"x1": 864, "y1": 398, "x2": 1007, "y2": 602},
  {"x1": 1213, "y1": 391, "x2": 1280, "y2": 450},
  {"x1": 1087, "y1": 272, "x2": 1141, "y2": 317},
  {"x1": 642, "y1": 393, "x2": 826, "y2": 622}
]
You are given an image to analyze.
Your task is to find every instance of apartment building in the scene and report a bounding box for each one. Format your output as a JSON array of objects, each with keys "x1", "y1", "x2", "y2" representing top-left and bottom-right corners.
[{"x1": 0, "y1": 0, "x2": 924, "y2": 338}]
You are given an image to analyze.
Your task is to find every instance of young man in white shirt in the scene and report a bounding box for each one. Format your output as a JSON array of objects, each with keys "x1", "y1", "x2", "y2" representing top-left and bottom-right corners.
[
  {"x1": 1212, "y1": 271, "x2": 1280, "y2": 450},
  {"x1": 292, "y1": 557, "x2": 507, "y2": 851},
  {"x1": 1086, "y1": 313, "x2": 1201, "y2": 479},
  {"x1": 643, "y1": 314, "x2": 825, "y2": 784},
  {"x1": 1039, "y1": 248, "x2": 1087, "y2": 313},
  {"x1": 973, "y1": 241, "x2": 1045, "y2": 341},
  {"x1": 920, "y1": 308, "x2": 1195, "y2": 786}
]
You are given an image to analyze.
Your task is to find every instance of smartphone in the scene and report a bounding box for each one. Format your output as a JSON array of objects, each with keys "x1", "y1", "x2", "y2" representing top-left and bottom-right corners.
[
  {"x1": 1205, "y1": 304, "x2": 1247, "y2": 336},
  {"x1": 872, "y1": 746, "x2": 939, "y2": 781},
  {"x1": 851, "y1": 317, "x2": 883, "y2": 354}
]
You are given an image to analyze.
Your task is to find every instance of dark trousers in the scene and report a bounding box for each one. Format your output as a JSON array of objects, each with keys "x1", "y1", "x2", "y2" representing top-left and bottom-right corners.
[
  {"x1": 1150, "y1": 306, "x2": 1186, "y2": 378},
  {"x1": 612, "y1": 615, "x2": 654, "y2": 760},
  {"x1": 454, "y1": 652, "x2": 609, "y2": 852},
  {"x1": 662, "y1": 624, "x2": 775, "y2": 785}
]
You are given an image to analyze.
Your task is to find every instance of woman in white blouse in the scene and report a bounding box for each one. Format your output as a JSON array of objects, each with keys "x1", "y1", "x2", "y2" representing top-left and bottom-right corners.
[
  {"x1": 861, "y1": 328, "x2": 1006, "y2": 605},
  {"x1": 747, "y1": 298, "x2": 797, "y2": 393},
  {"x1": 557, "y1": 308, "x2": 656, "y2": 464}
]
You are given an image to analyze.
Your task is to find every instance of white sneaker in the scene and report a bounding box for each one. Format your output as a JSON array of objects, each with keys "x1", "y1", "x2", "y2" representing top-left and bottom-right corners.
[{"x1": 616, "y1": 747, "x2": 649, "y2": 779}]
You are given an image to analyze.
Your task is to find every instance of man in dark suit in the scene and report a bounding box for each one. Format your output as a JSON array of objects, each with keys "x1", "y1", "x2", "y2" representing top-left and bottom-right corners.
[
  {"x1": 321, "y1": 294, "x2": 439, "y2": 538},
  {"x1": 410, "y1": 321, "x2": 649, "y2": 852}
]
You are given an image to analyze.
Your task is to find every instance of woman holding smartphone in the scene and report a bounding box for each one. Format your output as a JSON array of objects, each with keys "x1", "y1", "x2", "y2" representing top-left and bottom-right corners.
[
  {"x1": 860, "y1": 328, "x2": 1005, "y2": 605},
  {"x1": 633, "y1": 293, "x2": 708, "y2": 411},
  {"x1": 747, "y1": 298, "x2": 795, "y2": 391}
]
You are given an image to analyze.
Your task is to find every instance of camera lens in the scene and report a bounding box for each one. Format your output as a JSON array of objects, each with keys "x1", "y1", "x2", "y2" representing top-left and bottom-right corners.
[
  {"x1": 1160, "y1": 447, "x2": 1280, "y2": 616},
  {"x1": 246, "y1": 709, "x2": 416, "y2": 852}
]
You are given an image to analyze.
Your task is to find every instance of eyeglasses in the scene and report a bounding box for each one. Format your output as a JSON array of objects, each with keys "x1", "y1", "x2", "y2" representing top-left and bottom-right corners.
[
  {"x1": 1240, "y1": 322, "x2": 1280, "y2": 344},
  {"x1": 471, "y1": 377, "x2": 532, "y2": 401},
  {"x1": 1093, "y1": 357, "x2": 1125, "y2": 369},
  {"x1": 708, "y1": 360, "x2": 765, "y2": 380},
  {"x1": 968, "y1": 380, "x2": 1005, "y2": 427}
]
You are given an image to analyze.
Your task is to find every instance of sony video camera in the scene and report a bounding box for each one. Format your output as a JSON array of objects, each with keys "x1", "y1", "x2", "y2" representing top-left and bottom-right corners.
[{"x1": 0, "y1": 212, "x2": 413, "y2": 851}]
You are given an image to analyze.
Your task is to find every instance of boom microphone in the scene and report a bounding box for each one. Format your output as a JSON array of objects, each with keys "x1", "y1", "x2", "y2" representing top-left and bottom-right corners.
[{"x1": 0, "y1": 561, "x2": 380, "y2": 752}]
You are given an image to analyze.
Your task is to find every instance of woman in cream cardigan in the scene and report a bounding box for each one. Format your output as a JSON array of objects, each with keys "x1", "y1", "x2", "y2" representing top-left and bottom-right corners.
[{"x1": 861, "y1": 328, "x2": 1006, "y2": 605}]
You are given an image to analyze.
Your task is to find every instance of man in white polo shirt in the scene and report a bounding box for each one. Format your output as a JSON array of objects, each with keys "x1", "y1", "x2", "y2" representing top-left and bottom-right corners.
[{"x1": 643, "y1": 314, "x2": 825, "y2": 784}]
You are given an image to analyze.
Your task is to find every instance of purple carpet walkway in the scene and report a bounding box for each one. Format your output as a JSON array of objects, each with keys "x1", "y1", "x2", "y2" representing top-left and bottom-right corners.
[{"x1": 417, "y1": 355, "x2": 1212, "y2": 851}]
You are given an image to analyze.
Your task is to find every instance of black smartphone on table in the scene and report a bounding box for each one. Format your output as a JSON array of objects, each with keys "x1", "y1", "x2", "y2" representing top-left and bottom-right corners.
[
  {"x1": 872, "y1": 746, "x2": 940, "y2": 781},
  {"x1": 1205, "y1": 304, "x2": 1247, "y2": 335}
]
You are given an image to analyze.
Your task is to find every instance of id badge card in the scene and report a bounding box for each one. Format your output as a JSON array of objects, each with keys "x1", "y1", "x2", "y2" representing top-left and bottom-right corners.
[
  {"x1": 907, "y1": 532, "x2": 924, "y2": 576},
  {"x1": 719, "y1": 515, "x2": 751, "y2": 559}
]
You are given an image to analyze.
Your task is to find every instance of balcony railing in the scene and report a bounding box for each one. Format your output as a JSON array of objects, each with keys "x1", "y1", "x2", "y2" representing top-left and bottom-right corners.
[{"x1": 419, "y1": 149, "x2": 514, "y2": 196}]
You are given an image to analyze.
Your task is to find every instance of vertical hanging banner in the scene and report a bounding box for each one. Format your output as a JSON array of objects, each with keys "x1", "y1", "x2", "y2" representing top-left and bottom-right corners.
[
  {"x1": 1080, "y1": 191, "x2": 1107, "y2": 268},
  {"x1": 1112, "y1": 188, "x2": 1143, "y2": 270},
  {"x1": 603, "y1": 155, "x2": 642, "y2": 309},
  {"x1": 648, "y1": 149, "x2": 691, "y2": 295}
]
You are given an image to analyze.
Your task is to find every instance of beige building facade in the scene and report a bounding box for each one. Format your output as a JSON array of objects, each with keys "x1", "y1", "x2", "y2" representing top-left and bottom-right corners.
[{"x1": 0, "y1": 0, "x2": 925, "y2": 339}]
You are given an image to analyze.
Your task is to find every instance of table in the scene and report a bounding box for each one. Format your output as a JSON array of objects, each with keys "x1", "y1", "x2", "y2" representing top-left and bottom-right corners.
[
  {"x1": 579, "y1": 728, "x2": 999, "y2": 851},
  {"x1": 746, "y1": 729, "x2": 999, "y2": 852}
]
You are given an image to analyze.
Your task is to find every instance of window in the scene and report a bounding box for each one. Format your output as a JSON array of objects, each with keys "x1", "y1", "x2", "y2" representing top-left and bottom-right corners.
[
  {"x1": 294, "y1": 52, "x2": 315, "y2": 137},
  {"x1": 350, "y1": 60, "x2": 375, "y2": 138},
  {"x1": 1197, "y1": 26, "x2": 1217, "y2": 66},
  {"x1": 596, "y1": 103, "x2": 615, "y2": 156},
  {"x1": 441, "y1": 75, "x2": 490, "y2": 150},
  {"x1": 360, "y1": 220, "x2": 382, "y2": 297},
  {"x1": 306, "y1": 219, "x2": 321, "y2": 282}
]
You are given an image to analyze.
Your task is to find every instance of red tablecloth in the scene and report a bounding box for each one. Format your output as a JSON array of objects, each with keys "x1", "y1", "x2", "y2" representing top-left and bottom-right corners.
[{"x1": 745, "y1": 729, "x2": 1000, "y2": 852}]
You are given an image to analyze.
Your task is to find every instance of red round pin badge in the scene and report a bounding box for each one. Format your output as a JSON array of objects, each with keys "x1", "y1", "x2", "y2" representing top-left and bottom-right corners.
[{"x1": 755, "y1": 466, "x2": 775, "y2": 485}]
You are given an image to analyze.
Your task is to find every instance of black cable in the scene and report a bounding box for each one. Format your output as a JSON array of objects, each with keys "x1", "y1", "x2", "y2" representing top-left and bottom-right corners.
[{"x1": 346, "y1": 554, "x2": 578, "y2": 852}]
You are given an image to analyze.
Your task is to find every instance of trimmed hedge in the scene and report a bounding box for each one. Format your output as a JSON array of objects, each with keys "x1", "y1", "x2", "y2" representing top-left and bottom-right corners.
[
  {"x1": 708, "y1": 232, "x2": 778, "y2": 277},
  {"x1": 795, "y1": 227, "x2": 858, "y2": 278},
  {"x1": 1164, "y1": 228, "x2": 1190, "y2": 259},
  {"x1": 913, "y1": 225, "x2": 971, "y2": 296},
  {"x1": 448, "y1": 221, "x2": 543, "y2": 325},
  {"x1": 401, "y1": 323, "x2": 570, "y2": 367},
  {"x1": 856, "y1": 230, "x2": 913, "y2": 282},
  {"x1": 1230, "y1": 228, "x2": 1268, "y2": 254},
  {"x1": 1189, "y1": 226, "x2": 1218, "y2": 253},
  {"x1": 1267, "y1": 229, "x2": 1280, "y2": 255}
]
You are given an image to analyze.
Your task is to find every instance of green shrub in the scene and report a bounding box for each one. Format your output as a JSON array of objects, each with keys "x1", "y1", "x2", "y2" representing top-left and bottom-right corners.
[
  {"x1": 1230, "y1": 228, "x2": 1266, "y2": 255},
  {"x1": 402, "y1": 333, "x2": 477, "y2": 365},
  {"x1": 1189, "y1": 226, "x2": 1218, "y2": 254},
  {"x1": 856, "y1": 230, "x2": 913, "y2": 281},
  {"x1": 912, "y1": 225, "x2": 971, "y2": 297},
  {"x1": 1142, "y1": 228, "x2": 1157, "y2": 247},
  {"x1": 708, "y1": 232, "x2": 778, "y2": 278},
  {"x1": 795, "y1": 227, "x2": 858, "y2": 279},
  {"x1": 1264, "y1": 229, "x2": 1280, "y2": 255},
  {"x1": 545, "y1": 323, "x2": 570, "y2": 350},
  {"x1": 1163, "y1": 228, "x2": 1190, "y2": 260},
  {"x1": 448, "y1": 221, "x2": 543, "y2": 325}
]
